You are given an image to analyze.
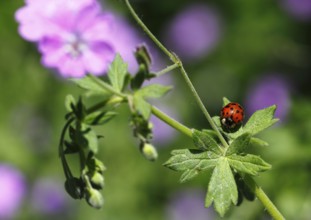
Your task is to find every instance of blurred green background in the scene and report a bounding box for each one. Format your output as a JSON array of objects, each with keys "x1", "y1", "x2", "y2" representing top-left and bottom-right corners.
[{"x1": 1, "y1": 0, "x2": 311, "y2": 219}]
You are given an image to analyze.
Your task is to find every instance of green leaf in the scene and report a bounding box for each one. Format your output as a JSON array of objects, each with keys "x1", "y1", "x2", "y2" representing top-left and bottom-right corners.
[
  {"x1": 136, "y1": 84, "x2": 172, "y2": 99},
  {"x1": 108, "y1": 54, "x2": 128, "y2": 92},
  {"x1": 205, "y1": 157, "x2": 238, "y2": 217},
  {"x1": 228, "y1": 154, "x2": 271, "y2": 175},
  {"x1": 73, "y1": 124, "x2": 99, "y2": 154},
  {"x1": 71, "y1": 76, "x2": 111, "y2": 95},
  {"x1": 163, "y1": 149, "x2": 219, "y2": 183},
  {"x1": 65, "y1": 94, "x2": 76, "y2": 112},
  {"x1": 250, "y1": 137, "x2": 269, "y2": 147},
  {"x1": 226, "y1": 133, "x2": 251, "y2": 155},
  {"x1": 222, "y1": 97, "x2": 231, "y2": 106},
  {"x1": 243, "y1": 105, "x2": 279, "y2": 135},
  {"x1": 192, "y1": 129, "x2": 222, "y2": 154},
  {"x1": 133, "y1": 94, "x2": 151, "y2": 119},
  {"x1": 84, "y1": 111, "x2": 117, "y2": 125},
  {"x1": 212, "y1": 116, "x2": 222, "y2": 128}
]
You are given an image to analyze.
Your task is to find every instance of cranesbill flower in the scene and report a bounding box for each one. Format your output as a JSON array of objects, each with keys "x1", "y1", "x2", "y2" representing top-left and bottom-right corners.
[
  {"x1": 0, "y1": 164, "x2": 26, "y2": 219},
  {"x1": 163, "y1": 4, "x2": 222, "y2": 62},
  {"x1": 16, "y1": 0, "x2": 116, "y2": 77}
]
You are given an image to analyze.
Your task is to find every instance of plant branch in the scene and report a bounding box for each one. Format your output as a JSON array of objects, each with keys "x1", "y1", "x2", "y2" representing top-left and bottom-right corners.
[
  {"x1": 245, "y1": 176, "x2": 285, "y2": 220},
  {"x1": 154, "y1": 63, "x2": 179, "y2": 77},
  {"x1": 124, "y1": 0, "x2": 176, "y2": 62},
  {"x1": 151, "y1": 106, "x2": 192, "y2": 138}
]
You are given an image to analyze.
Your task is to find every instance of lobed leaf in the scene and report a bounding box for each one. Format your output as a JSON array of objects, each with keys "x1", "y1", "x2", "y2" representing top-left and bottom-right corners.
[
  {"x1": 226, "y1": 133, "x2": 251, "y2": 155},
  {"x1": 71, "y1": 76, "x2": 111, "y2": 95},
  {"x1": 163, "y1": 149, "x2": 219, "y2": 183},
  {"x1": 192, "y1": 129, "x2": 222, "y2": 154},
  {"x1": 136, "y1": 84, "x2": 172, "y2": 99},
  {"x1": 205, "y1": 157, "x2": 238, "y2": 217},
  {"x1": 108, "y1": 54, "x2": 128, "y2": 92},
  {"x1": 84, "y1": 111, "x2": 117, "y2": 126},
  {"x1": 133, "y1": 94, "x2": 151, "y2": 119},
  {"x1": 243, "y1": 105, "x2": 279, "y2": 135},
  {"x1": 227, "y1": 154, "x2": 271, "y2": 176}
]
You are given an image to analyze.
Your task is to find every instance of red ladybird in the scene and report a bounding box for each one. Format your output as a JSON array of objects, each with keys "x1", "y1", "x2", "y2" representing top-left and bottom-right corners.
[{"x1": 220, "y1": 102, "x2": 244, "y2": 131}]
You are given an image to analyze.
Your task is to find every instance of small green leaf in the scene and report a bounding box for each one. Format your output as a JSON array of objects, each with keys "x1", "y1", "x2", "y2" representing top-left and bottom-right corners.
[
  {"x1": 205, "y1": 157, "x2": 238, "y2": 217},
  {"x1": 74, "y1": 124, "x2": 99, "y2": 154},
  {"x1": 136, "y1": 84, "x2": 172, "y2": 99},
  {"x1": 71, "y1": 76, "x2": 111, "y2": 95},
  {"x1": 133, "y1": 94, "x2": 151, "y2": 119},
  {"x1": 212, "y1": 116, "x2": 222, "y2": 128},
  {"x1": 228, "y1": 154, "x2": 271, "y2": 175},
  {"x1": 243, "y1": 105, "x2": 279, "y2": 135},
  {"x1": 84, "y1": 111, "x2": 117, "y2": 125},
  {"x1": 108, "y1": 54, "x2": 128, "y2": 92},
  {"x1": 65, "y1": 94, "x2": 76, "y2": 112},
  {"x1": 222, "y1": 97, "x2": 231, "y2": 106},
  {"x1": 163, "y1": 149, "x2": 219, "y2": 183},
  {"x1": 226, "y1": 133, "x2": 251, "y2": 155},
  {"x1": 250, "y1": 137, "x2": 269, "y2": 147},
  {"x1": 192, "y1": 129, "x2": 222, "y2": 154}
]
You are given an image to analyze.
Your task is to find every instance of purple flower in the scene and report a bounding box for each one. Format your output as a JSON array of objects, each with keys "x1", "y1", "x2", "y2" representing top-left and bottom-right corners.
[
  {"x1": 15, "y1": 0, "x2": 164, "y2": 78},
  {"x1": 31, "y1": 178, "x2": 70, "y2": 215},
  {"x1": 16, "y1": 0, "x2": 115, "y2": 77},
  {"x1": 0, "y1": 164, "x2": 26, "y2": 219},
  {"x1": 245, "y1": 74, "x2": 291, "y2": 121},
  {"x1": 166, "y1": 189, "x2": 215, "y2": 220},
  {"x1": 280, "y1": 0, "x2": 311, "y2": 21},
  {"x1": 163, "y1": 4, "x2": 222, "y2": 61}
]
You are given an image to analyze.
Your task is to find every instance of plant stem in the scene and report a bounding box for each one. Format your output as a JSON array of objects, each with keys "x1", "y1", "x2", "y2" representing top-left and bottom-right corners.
[
  {"x1": 178, "y1": 63, "x2": 229, "y2": 150},
  {"x1": 155, "y1": 63, "x2": 179, "y2": 77},
  {"x1": 245, "y1": 176, "x2": 285, "y2": 220},
  {"x1": 151, "y1": 106, "x2": 192, "y2": 137},
  {"x1": 124, "y1": 0, "x2": 176, "y2": 62}
]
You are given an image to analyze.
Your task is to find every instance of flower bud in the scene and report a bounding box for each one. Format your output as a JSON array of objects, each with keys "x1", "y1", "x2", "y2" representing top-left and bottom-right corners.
[
  {"x1": 85, "y1": 188, "x2": 104, "y2": 209},
  {"x1": 89, "y1": 172, "x2": 105, "y2": 189},
  {"x1": 141, "y1": 143, "x2": 158, "y2": 161}
]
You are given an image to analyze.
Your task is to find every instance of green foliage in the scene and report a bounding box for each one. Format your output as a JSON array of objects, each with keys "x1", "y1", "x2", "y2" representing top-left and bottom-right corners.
[
  {"x1": 205, "y1": 157, "x2": 238, "y2": 217},
  {"x1": 164, "y1": 98, "x2": 276, "y2": 216},
  {"x1": 108, "y1": 54, "x2": 128, "y2": 92}
]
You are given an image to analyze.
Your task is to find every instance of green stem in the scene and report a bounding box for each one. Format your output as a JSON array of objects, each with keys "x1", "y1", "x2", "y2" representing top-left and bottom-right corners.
[
  {"x1": 124, "y1": 0, "x2": 176, "y2": 62},
  {"x1": 151, "y1": 106, "x2": 192, "y2": 137},
  {"x1": 178, "y1": 63, "x2": 229, "y2": 150},
  {"x1": 245, "y1": 176, "x2": 285, "y2": 220},
  {"x1": 154, "y1": 63, "x2": 179, "y2": 77}
]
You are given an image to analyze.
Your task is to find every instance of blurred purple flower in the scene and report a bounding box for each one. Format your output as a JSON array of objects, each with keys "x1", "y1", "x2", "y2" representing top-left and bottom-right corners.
[
  {"x1": 163, "y1": 4, "x2": 222, "y2": 61},
  {"x1": 16, "y1": 0, "x2": 115, "y2": 77},
  {"x1": 280, "y1": 0, "x2": 311, "y2": 21},
  {"x1": 166, "y1": 189, "x2": 215, "y2": 220},
  {"x1": 31, "y1": 178, "x2": 70, "y2": 215},
  {"x1": 16, "y1": 0, "x2": 164, "y2": 78},
  {"x1": 0, "y1": 164, "x2": 26, "y2": 219},
  {"x1": 245, "y1": 74, "x2": 291, "y2": 121}
]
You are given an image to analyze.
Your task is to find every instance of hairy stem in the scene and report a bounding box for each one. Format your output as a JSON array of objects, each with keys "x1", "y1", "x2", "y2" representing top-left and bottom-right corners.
[
  {"x1": 151, "y1": 106, "x2": 192, "y2": 137},
  {"x1": 155, "y1": 63, "x2": 179, "y2": 77},
  {"x1": 245, "y1": 176, "x2": 285, "y2": 220},
  {"x1": 124, "y1": 0, "x2": 176, "y2": 62}
]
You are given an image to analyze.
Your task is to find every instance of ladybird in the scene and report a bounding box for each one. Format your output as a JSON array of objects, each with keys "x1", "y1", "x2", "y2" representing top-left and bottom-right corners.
[{"x1": 220, "y1": 102, "x2": 244, "y2": 132}]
